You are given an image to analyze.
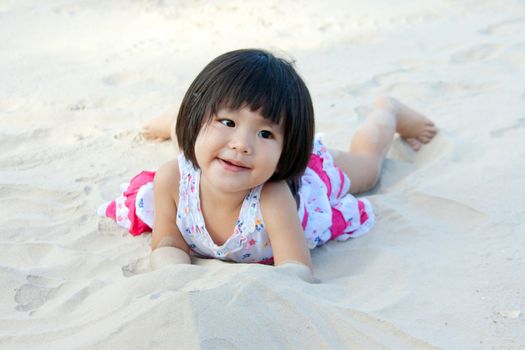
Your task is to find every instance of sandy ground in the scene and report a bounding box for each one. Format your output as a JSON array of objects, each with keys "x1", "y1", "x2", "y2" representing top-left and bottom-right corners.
[{"x1": 1, "y1": 0, "x2": 524, "y2": 349}]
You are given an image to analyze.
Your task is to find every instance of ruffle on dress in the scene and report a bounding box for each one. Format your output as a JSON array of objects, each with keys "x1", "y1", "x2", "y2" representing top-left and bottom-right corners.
[
  {"x1": 97, "y1": 171, "x2": 155, "y2": 236},
  {"x1": 298, "y1": 138, "x2": 375, "y2": 249}
]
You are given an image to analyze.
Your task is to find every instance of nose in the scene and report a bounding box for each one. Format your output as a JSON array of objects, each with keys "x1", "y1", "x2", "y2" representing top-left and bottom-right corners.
[{"x1": 230, "y1": 130, "x2": 252, "y2": 154}]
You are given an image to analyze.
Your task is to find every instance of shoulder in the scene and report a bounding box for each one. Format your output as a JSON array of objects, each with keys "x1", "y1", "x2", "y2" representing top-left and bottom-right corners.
[
  {"x1": 260, "y1": 180, "x2": 292, "y2": 201},
  {"x1": 259, "y1": 181, "x2": 296, "y2": 217},
  {"x1": 154, "y1": 159, "x2": 181, "y2": 198},
  {"x1": 155, "y1": 158, "x2": 180, "y2": 183}
]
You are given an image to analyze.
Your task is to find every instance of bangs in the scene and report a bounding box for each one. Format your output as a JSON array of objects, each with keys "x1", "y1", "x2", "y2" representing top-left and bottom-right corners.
[{"x1": 203, "y1": 53, "x2": 291, "y2": 125}]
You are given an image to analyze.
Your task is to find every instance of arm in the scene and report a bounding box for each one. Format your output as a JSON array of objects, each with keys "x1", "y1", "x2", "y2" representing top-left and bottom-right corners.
[
  {"x1": 260, "y1": 181, "x2": 314, "y2": 278},
  {"x1": 150, "y1": 160, "x2": 191, "y2": 269}
]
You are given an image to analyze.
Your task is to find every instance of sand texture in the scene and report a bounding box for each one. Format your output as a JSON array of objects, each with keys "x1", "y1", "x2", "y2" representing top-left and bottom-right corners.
[{"x1": 1, "y1": 0, "x2": 524, "y2": 349}]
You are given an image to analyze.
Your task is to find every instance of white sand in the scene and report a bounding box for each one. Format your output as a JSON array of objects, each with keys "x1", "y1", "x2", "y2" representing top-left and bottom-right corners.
[{"x1": 1, "y1": 0, "x2": 524, "y2": 348}]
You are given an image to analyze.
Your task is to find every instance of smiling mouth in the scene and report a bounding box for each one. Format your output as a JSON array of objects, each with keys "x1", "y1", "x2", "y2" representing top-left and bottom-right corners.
[{"x1": 218, "y1": 158, "x2": 250, "y2": 172}]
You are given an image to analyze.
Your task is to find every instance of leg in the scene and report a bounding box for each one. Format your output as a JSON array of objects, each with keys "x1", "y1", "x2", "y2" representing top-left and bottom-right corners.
[
  {"x1": 332, "y1": 96, "x2": 438, "y2": 195},
  {"x1": 141, "y1": 104, "x2": 180, "y2": 142}
]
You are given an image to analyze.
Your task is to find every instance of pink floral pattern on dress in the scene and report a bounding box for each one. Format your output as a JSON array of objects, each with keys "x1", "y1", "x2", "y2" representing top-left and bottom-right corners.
[{"x1": 176, "y1": 154, "x2": 273, "y2": 263}]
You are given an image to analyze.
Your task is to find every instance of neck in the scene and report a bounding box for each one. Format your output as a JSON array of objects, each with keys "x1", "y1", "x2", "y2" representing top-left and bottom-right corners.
[{"x1": 199, "y1": 178, "x2": 248, "y2": 213}]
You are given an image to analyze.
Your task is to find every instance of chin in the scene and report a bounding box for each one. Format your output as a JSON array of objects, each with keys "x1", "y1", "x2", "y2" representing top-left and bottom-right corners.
[{"x1": 209, "y1": 177, "x2": 252, "y2": 193}]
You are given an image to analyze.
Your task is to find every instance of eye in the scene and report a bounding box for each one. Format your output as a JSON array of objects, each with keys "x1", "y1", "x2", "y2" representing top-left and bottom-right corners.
[
  {"x1": 258, "y1": 130, "x2": 273, "y2": 139},
  {"x1": 219, "y1": 119, "x2": 235, "y2": 127}
]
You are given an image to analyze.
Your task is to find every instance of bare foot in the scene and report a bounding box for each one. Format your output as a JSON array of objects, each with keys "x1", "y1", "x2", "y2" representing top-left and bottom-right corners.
[
  {"x1": 376, "y1": 96, "x2": 438, "y2": 151},
  {"x1": 140, "y1": 114, "x2": 173, "y2": 142}
]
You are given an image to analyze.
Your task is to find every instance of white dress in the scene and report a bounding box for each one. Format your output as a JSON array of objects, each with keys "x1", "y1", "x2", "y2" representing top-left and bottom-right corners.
[{"x1": 99, "y1": 138, "x2": 375, "y2": 264}]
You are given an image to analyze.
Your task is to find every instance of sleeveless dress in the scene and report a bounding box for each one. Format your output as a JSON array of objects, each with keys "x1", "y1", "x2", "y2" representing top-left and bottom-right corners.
[{"x1": 98, "y1": 138, "x2": 375, "y2": 264}]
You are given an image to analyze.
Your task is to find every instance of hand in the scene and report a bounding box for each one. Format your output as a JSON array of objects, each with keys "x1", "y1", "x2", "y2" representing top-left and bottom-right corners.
[
  {"x1": 150, "y1": 246, "x2": 191, "y2": 270},
  {"x1": 276, "y1": 260, "x2": 321, "y2": 283}
]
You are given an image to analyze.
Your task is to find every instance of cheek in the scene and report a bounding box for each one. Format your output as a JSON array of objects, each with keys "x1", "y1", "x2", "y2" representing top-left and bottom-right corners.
[
  {"x1": 269, "y1": 146, "x2": 283, "y2": 173},
  {"x1": 193, "y1": 131, "x2": 209, "y2": 165},
  {"x1": 275, "y1": 155, "x2": 282, "y2": 173},
  {"x1": 194, "y1": 125, "x2": 212, "y2": 151}
]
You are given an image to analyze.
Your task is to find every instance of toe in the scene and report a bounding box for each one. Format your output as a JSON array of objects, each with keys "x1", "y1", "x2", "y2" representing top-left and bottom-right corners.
[
  {"x1": 428, "y1": 125, "x2": 439, "y2": 134},
  {"x1": 417, "y1": 135, "x2": 431, "y2": 144},
  {"x1": 427, "y1": 130, "x2": 438, "y2": 138},
  {"x1": 422, "y1": 131, "x2": 434, "y2": 139},
  {"x1": 140, "y1": 130, "x2": 154, "y2": 140},
  {"x1": 405, "y1": 137, "x2": 422, "y2": 151}
]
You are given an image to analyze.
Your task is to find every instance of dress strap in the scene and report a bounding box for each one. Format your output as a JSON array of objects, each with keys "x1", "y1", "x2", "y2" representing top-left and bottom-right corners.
[
  {"x1": 177, "y1": 154, "x2": 203, "y2": 225},
  {"x1": 238, "y1": 184, "x2": 264, "y2": 233},
  {"x1": 178, "y1": 153, "x2": 197, "y2": 176}
]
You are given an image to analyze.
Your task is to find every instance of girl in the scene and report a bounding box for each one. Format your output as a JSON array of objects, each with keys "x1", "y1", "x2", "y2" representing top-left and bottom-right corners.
[{"x1": 99, "y1": 49, "x2": 437, "y2": 281}]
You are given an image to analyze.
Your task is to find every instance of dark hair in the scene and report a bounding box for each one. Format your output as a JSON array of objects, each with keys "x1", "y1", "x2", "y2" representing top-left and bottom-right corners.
[{"x1": 176, "y1": 49, "x2": 314, "y2": 192}]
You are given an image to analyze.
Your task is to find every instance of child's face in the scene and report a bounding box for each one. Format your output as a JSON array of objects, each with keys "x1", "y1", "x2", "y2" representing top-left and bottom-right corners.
[{"x1": 194, "y1": 106, "x2": 283, "y2": 194}]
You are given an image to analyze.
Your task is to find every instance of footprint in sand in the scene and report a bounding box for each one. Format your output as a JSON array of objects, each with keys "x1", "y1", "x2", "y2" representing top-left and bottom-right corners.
[
  {"x1": 15, "y1": 274, "x2": 108, "y2": 313},
  {"x1": 479, "y1": 17, "x2": 525, "y2": 35},
  {"x1": 450, "y1": 44, "x2": 501, "y2": 63},
  {"x1": 97, "y1": 217, "x2": 122, "y2": 235},
  {"x1": 14, "y1": 284, "x2": 50, "y2": 311},
  {"x1": 14, "y1": 275, "x2": 62, "y2": 312},
  {"x1": 490, "y1": 118, "x2": 525, "y2": 137},
  {"x1": 58, "y1": 279, "x2": 106, "y2": 313},
  {"x1": 102, "y1": 70, "x2": 142, "y2": 87},
  {"x1": 121, "y1": 256, "x2": 150, "y2": 277},
  {"x1": 346, "y1": 69, "x2": 409, "y2": 97},
  {"x1": 353, "y1": 104, "x2": 374, "y2": 122},
  {"x1": 112, "y1": 129, "x2": 140, "y2": 141}
]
